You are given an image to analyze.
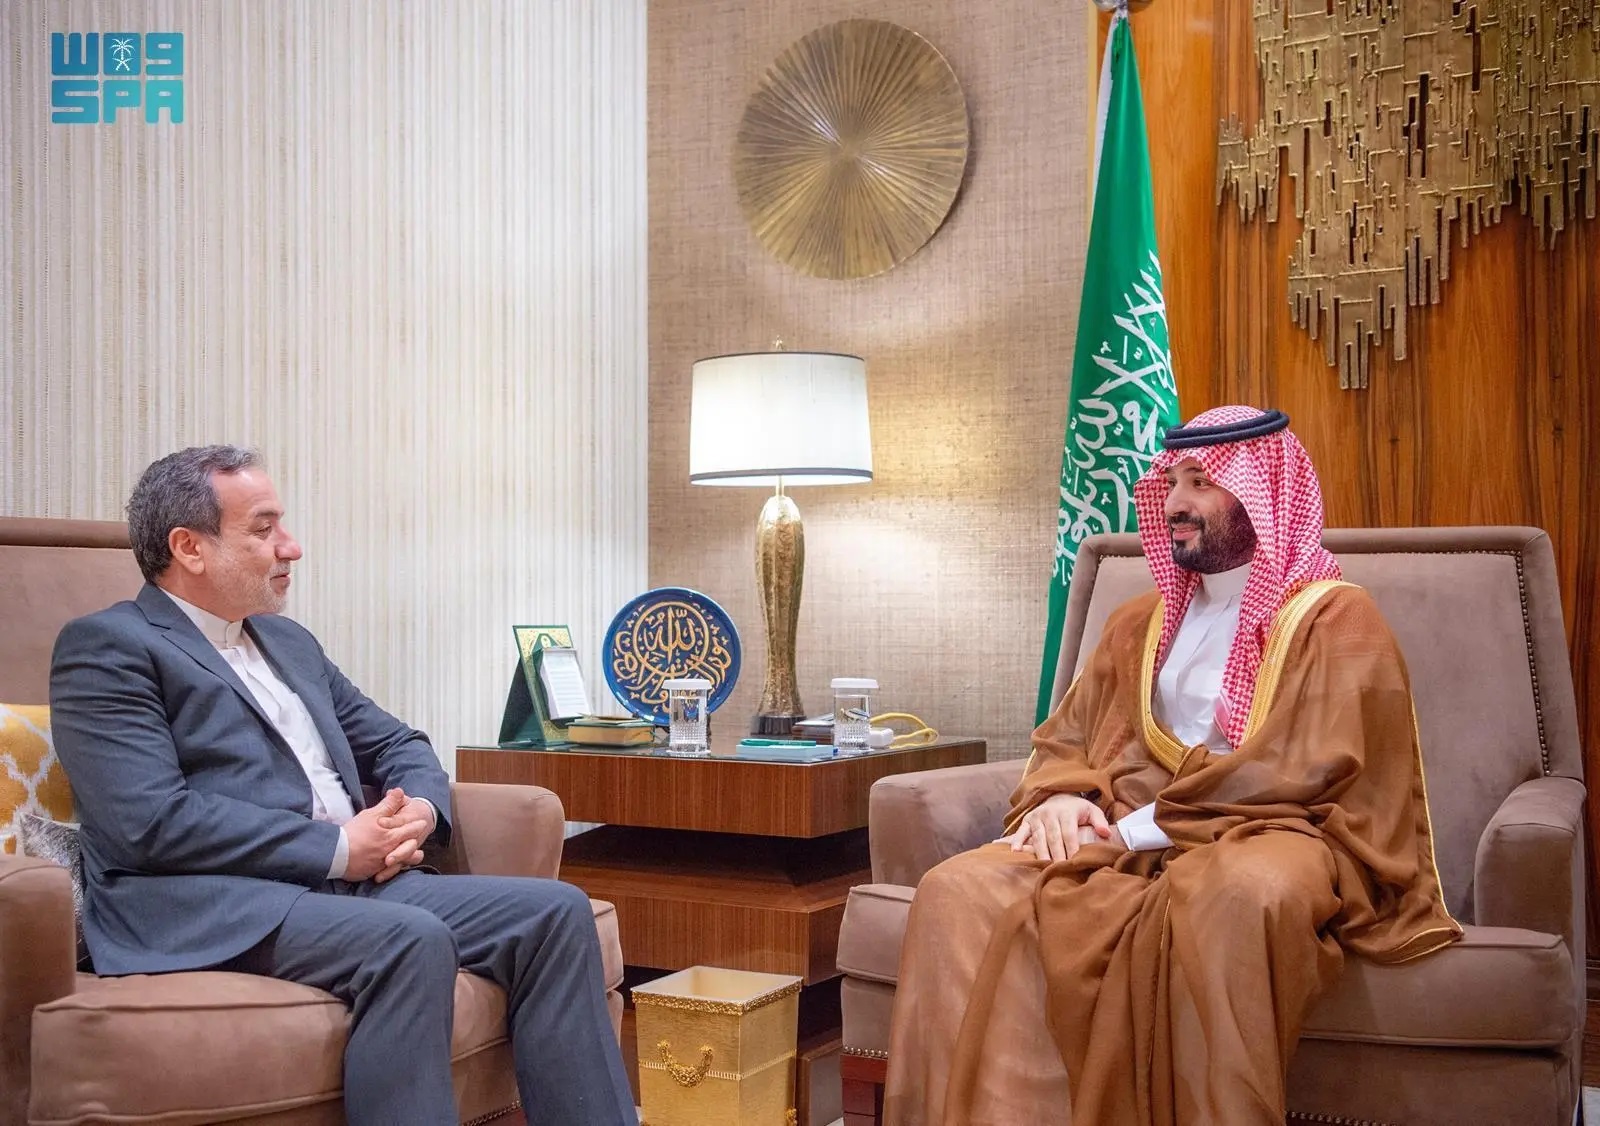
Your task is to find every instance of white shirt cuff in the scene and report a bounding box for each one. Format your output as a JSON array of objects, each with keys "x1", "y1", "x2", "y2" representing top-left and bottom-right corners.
[
  {"x1": 1116, "y1": 802, "x2": 1173, "y2": 852},
  {"x1": 328, "y1": 827, "x2": 350, "y2": 879},
  {"x1": 418, "y1": 798, "x2": 438, "y2": 837}
]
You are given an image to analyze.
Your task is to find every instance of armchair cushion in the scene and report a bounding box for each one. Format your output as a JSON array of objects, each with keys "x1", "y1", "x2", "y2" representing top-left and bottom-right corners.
[
  {"x1": 434, "y1": 782, "x2": 566, "y2": 880},
  {"x1": 1473, "y1": 776, "x2": 1585, "y2": 944},
  {"x1": 868, "y1": 760, "x2": 1026, "y2": 887},
  {"x1": 837, "y1": 884, "x2": 915, "y2": 985},
  {"x1": 28, "y1": 970, "x2": 508, "y2": 1126},
  {"x1": 1300, "y1": 925, "x2": 1575, "y2": 1048}
]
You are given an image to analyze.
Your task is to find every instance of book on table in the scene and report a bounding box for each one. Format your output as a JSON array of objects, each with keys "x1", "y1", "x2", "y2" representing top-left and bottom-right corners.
[{"x1": 565, "y1": 715, "x2": 656, "y2": 747}]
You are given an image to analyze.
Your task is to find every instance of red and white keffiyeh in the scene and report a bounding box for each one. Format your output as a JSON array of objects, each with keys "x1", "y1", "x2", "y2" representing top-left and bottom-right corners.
[{"x1": 1131, "y1": 405, "x2": 1340, "y2": 747}]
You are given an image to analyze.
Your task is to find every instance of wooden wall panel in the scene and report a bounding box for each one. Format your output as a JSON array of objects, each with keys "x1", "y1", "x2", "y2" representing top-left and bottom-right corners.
[{"x1": 1125, "y1": 0, "x2": 1599, "y2": 946}]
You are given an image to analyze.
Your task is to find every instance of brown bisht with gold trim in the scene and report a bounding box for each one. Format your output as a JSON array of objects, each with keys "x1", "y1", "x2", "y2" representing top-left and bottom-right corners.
[{"x1": 883, "y1": 580, "x2": 1460, "y2": 1126}]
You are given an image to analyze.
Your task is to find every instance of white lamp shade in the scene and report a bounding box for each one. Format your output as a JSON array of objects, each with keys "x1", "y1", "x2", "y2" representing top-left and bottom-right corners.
[{"x1": 689, "y1": 352, "x2": 873, "y2": 486}]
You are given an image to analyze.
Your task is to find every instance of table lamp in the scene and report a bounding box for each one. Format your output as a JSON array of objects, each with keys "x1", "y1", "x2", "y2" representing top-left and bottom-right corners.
[{"x1": 689, "y1": 349, "x2": 873, "y2": 735}]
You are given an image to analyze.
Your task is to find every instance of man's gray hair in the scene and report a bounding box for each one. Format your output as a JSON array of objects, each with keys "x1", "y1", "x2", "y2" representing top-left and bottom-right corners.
[{"x1": 127, "y1": 445, "x2": 261, "y2": 582}]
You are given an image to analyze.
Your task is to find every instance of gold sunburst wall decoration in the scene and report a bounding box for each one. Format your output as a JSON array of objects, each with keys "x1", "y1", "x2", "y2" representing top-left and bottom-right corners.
[
  {"x1": 1217, "y1": 0, "x2": 1600, "y2": 389},
  {"x1": 733, "y1": 19, "x2": 971, "y2": 280}
]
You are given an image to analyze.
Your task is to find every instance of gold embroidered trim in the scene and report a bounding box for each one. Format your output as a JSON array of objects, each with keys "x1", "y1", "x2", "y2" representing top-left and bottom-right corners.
[
  {"x1": 1016, "y1": 748, "x2": 1038, "y2": 787},
  {"x1": 1355, "y1": 708, "x2": 1463, "y2": 965},
  {"x1": 1139, "y1": 581, "x2": 1351, "y2": 759},
  {"x1": 1138, "y1": 600, "x2": 1187, "y2": 773},
  {"x1": 1140, "y1": 581, "x2": 1348, "y2": 769},
  {"x1": 1241, "y1": 580, "x2": 1353, "y2": 739},
  {"x1": 1406, "y1": 706, "x2": 1461, "y2": 939},
  {"x1": 1242, "y1": 579, "x2": 1462, "y2": 959},
  {"x1": 631, "y1": 978, "x2": 801, "y2": 1015},
  {"x1": 639, "y1": 1048, "x2": 795, "y2": 1084},
  {"x1": 1372, "y1": 922, "x2": 1462, "y2": 964}
]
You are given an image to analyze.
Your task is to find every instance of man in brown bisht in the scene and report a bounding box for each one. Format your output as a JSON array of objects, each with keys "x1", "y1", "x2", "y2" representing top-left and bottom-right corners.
[{"x1": 884, "y1": 405, "x2": 1460, "y2": 1126}]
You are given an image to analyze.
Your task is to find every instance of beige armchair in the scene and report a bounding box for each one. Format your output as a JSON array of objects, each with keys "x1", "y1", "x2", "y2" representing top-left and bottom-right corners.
[
  {"x1": 0, "y1": 517, "x2": 625, "y2": 1126},
  {"x1": 837, "y1": 528, "x2": 1585, "y2": 1126}
]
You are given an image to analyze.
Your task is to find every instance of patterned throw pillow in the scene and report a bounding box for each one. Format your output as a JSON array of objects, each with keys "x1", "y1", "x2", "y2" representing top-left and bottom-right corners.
[
  {"x1": 18, "y1": 813, "x2": 90, "y2": 968},
  {"x1": 1, "y1": 704, "x2": 74, "y2": 855}
]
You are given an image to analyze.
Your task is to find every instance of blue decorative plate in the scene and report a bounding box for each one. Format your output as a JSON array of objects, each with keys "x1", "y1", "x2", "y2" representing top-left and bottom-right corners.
[{"x1": 602, "y1": 587, "x2": 741, "y2": 725}]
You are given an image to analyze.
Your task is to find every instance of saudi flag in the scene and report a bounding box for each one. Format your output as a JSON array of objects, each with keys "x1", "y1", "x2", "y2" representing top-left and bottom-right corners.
[{"x1": 1035, "y1": 9, "x2": 1179, "y2": 724}]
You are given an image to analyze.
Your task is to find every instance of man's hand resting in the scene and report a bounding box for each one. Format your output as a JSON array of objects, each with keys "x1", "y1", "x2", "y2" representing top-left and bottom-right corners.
[
  {"x1": 344, "y1": 788, "x2": 434, "y2": 883},
  {"x1": 997, "y1": 793, "x2": 1125, "y2": 862}
]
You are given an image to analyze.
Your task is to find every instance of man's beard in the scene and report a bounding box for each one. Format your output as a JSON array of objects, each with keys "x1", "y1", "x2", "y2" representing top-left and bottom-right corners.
[
  {"x1": 1170, "y1": 501, "x2": 1257, "y2": 574},
  {"x1": 258, "y1": 577, "x2": 289, "y2": 614},
  {"x1": 220, "y1": 569, "x2": 288, "y2": 616},
  {"x1": 213, "y1": 545, "x2": 291, "y2": 616}
]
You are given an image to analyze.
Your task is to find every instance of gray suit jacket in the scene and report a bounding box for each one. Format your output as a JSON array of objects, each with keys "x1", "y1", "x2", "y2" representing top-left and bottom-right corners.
[{"x1": 49, "y1": 583, "x2": 453, "y2": 975}]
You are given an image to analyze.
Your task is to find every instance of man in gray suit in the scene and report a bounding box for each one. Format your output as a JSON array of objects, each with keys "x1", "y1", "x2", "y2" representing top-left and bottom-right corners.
[{"x1": 49, "y1": 445, "x2": 636, "y2": 1126}]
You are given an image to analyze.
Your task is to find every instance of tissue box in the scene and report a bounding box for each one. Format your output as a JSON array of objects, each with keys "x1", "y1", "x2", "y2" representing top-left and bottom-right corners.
[{"x1": 633, "y1": 966, "x2": 802, "y2": 1126}]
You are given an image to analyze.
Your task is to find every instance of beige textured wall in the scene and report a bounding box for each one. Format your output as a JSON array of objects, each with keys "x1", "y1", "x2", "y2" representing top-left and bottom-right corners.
[
  {"x1": 648, "y1": 2, "x2": 1091, "y2": 760},
  {"x1": 2, "y1": 0, "x2": 648, "y2": 771}
]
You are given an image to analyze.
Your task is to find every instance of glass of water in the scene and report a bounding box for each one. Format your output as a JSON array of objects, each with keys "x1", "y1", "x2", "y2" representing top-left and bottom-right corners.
[
  {"x1": 831, "y1": 677, "x2": 877, "y2": 754},
  {"x1": 664, "y1": 677, "x2": 711, "y2": 754}
]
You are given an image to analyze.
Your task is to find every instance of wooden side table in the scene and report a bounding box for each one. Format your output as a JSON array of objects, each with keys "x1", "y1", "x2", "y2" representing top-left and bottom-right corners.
[{"x1": 456, "y1": 736, "x2": 987, "y2": 1124}]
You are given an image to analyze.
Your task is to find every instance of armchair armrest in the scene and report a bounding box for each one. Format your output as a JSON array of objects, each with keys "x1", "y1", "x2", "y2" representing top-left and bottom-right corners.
[
  {"x1": 433, "y1": 782, "x2": 567, "y2": 879},
  {"x1": 869, "y1": 759, "x2": 1028, "y2": 886},
  {"x1": 1, "y1": 855, "x2": 77, "y2": 1126},
  {"x1": 1473, "y1": 775, "x2": 1586, "y2": 953}
]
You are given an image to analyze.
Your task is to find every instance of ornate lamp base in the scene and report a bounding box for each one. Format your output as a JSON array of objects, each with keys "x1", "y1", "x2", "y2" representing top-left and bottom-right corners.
[{"x1": 753, "y1": 489, "x2": 806, "y2": 735}]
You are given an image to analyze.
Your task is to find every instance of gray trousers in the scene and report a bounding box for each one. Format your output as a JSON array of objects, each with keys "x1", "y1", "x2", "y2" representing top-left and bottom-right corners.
[{"x1": 224, "y1": 871, "x2": 635, "y2": 1126}]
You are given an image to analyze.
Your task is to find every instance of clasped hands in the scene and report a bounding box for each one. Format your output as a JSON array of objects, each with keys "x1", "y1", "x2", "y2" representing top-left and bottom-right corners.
[
  {"x1": 996, "y1": 793, "x2": 1126, "y2": 862},
  {"x1": 344, "y1": 787, "x2": 435, "y2": 883}
]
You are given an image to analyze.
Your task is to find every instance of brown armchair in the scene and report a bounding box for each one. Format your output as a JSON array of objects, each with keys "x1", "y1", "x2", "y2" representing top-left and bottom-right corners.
[
  {"x1": 0, "y1": 517, "x2": 625, "y2": 1126},
  {"x1": 837, "y1": 528, "x2": 1585, "y2": 1126}
]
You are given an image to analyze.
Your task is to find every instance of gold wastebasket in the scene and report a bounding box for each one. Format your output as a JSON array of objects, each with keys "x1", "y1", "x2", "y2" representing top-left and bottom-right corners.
[{"x1": 632, "y1": 966, "x2": 803, "y2": 1126}]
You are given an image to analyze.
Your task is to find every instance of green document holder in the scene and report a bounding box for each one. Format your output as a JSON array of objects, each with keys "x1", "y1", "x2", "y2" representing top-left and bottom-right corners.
[{"x1": 497, "y1": 625, "x2": 577, "y2": 748}]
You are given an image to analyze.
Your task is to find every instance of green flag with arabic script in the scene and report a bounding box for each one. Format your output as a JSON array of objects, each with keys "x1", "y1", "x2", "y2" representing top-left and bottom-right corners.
[{"x1": 1036, "y1": 11, "x2": 1180, "y2": 724}]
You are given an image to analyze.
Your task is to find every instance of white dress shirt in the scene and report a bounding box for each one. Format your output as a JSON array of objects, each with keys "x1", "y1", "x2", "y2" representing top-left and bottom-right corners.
[
  {"x1": 164, "y1": 591, "x2": 356, "y2": 877},
  {"x1": 1117, "y1": 562, "x2": 1251, "y2": 851}
]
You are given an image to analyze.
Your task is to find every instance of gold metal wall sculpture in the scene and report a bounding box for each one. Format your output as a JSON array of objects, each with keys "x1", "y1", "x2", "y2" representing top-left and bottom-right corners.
[
  {"x1": 1217, "y1": 1, "x2": 1599, "y2": 388},
  {"x1": 733, "y1": 19, "x2": 970, "y2": 280}
]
